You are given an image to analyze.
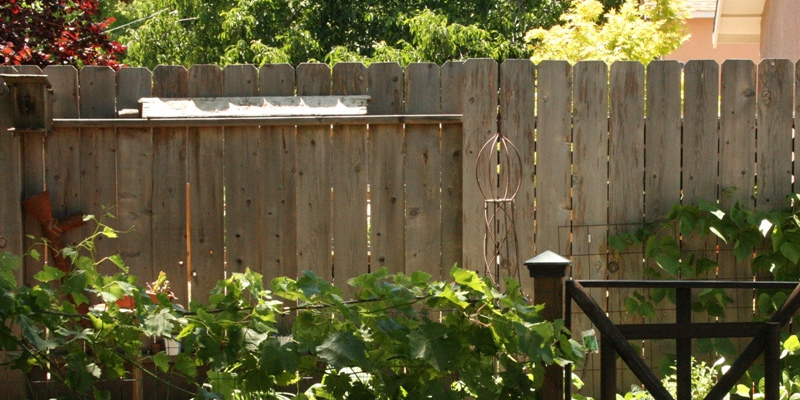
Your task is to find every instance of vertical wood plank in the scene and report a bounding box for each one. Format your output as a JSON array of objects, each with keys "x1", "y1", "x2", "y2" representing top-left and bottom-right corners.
[
  {"x1": 462, "y1": 59, "x2": 498, "y2": 273},
  {"x1": 499, "y1": 59, "x2": 535, "y2": 294},
  {"x1": 440, "y1": 61, "x2": 464, "y2": 278},
  {"x1": 367, "y1": 63, "x2": 405, "y2": 273},
  {"x1": 187, "y1": 65, "x2": 224, "y2": 303},
  {"x1": 535, "y1": 61, "x2": 572, "y2": 260},
  {"x1": 332, "y1": 63, "x2": 368, "y2": 297},
  {"x1": 153, "y1": 66, "x2": 189, "y2": 98},
  {"x1": 571, "y1": 60, "x2": 609, "y2": 399},
  {"x1": 719, "y1": 59, "x2": 757, "y2": 352},
  {"x1": 295, "y1": 63, "x2": 332, "y2": 280},
  {"x1": 151, "y1": 66, "x2": 189, "y2": 306},
  {"x1": 0, "y1": 66, "x2": 22, "y2": 265},
  {"x1": 117, "y1": 129, "x2": 153, "y2": 280},
  {"x1": 79, "y1": 66, "x2": 118, "y2": 266},
  {"x1": 682, "y1": 60, "x2": 720, "y2": 323},
  {"x1": 44, "y1": 65, "x2": 80, "y2": 118},
  {"x1": 117, "y1": 67, "x2": 152, "y2": 115},
  {"x1": 80, "y1": 66, "x2": 116, "y2": 118},
  {"x1": 10, "y1": 66, "x2": 47, "y2": 286},
  {"x1": 644, "y1": 59, "x2": 682, "y2": 374},
  {"x1": 0, "y1": 67, "x2": 26, "y2": 400},
  {"x1": 756, "y1": 59, "x2": 793, "y2": 211},
  {"x1": 404, "y1": 63, "x2": 442, "y2": 279},
  {"x1": 116, "y1": 68, "x2": 154, "y2": 280},
  {"x1": 608, "y1": 61, "x2": 645, "y2": 390},
  {"x1": 43, "y1": 66, "x2": 82, "y2": 250},
  {"x1": 258, "y1": 64, "x2": 296, "y2": 282},
  {"x1": 223, "y1": 65, "x2": 261, "y2": 275}
]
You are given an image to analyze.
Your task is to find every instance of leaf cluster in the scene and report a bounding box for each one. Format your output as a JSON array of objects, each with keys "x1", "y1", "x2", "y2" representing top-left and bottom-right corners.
[
  {"x1": 609, "y1": 193, "x2": 800, "y2": 395},
  {"x1": 1, "y1": 0, "x2": 127, "y2": 68},
  {"x1": 0, "y1": 219, "x2": 584, "y2": 399},
  {"x1": 526, "y1": 0, "x2": 690, "y2": 65}
]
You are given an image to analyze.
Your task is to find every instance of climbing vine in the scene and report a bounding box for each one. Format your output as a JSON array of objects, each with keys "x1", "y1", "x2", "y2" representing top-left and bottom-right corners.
[{"x1": 0, "y1": 217, "x2": 584, "y2": 399}]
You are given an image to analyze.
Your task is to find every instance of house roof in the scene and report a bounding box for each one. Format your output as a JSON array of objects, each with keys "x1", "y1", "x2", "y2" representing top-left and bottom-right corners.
[{"x1": 713, "y1": 0, "x2": 766, "y2": 47}]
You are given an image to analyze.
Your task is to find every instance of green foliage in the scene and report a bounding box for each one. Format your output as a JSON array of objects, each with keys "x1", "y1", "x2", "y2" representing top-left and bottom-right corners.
[
  {"x1": 0, "y1": 221, "x2": 583, "y2": 399},
  {"x1": 610, "y1": 193, "x2": 800, "y2": 397},
  {"x1": 106, "y1": 0, "x2": 632, "y2": 68},
  {"x1": 619, "y1": 357, "x2": 723, "y2": 400},
  {"x1": 526, "y1": 0, "x2": 690, "y2": 64}
]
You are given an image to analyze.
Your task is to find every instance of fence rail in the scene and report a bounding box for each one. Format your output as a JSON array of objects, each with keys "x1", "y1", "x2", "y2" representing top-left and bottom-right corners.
[{"x1": 1, "y1": 59, "x2": 800, "y2": 399}]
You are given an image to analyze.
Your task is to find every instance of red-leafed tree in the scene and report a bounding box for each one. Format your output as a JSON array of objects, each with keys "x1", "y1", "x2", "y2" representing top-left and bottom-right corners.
[{"x1": 1, "y1": 0, "x2": 127, "y2": 69}]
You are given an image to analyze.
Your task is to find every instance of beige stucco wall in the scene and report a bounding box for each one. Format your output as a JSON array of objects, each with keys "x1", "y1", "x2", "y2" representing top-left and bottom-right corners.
[
  {"x1": 761, "y1": 0, "x2": 800, "y2": 61},
  {"x1": 664, "y1": 18, "x2": 760, "y2": 63}
]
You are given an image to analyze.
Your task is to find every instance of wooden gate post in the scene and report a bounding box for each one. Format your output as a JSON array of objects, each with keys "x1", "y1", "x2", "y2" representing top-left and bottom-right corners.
[{"x1": 525, "y1": 251, "x2": 571, "y2": 400}]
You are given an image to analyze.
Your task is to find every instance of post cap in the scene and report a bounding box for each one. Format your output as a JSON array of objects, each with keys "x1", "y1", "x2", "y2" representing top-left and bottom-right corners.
[{"x1": 524, "y1": 250, "x2": 571, "y2": 278}]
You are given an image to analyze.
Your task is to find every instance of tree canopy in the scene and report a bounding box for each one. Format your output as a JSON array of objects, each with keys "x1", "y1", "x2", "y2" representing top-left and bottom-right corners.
[
  {"x1": 106, "y1": 0, "x2": 629, "y2": 68},
  {"x1": 526, "y1": 0, "x2": 690, "y2": 64},
  {"x1": 1, "y1": 0, "x2": 126, "y2": 68}
]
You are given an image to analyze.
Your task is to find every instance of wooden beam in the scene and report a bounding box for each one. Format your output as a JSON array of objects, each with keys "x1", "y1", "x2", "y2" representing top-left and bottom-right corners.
[
  {"x1": 566, "y1": 281, "x2": 674, "y2": 400},
  {"x1": 52, "y1": 114, "x2": 461, "y2": 128}
]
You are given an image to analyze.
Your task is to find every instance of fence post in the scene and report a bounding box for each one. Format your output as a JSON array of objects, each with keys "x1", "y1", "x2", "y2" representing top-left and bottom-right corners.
[
  {"x1": 525, "y1": 251, "x2": 571, "y2": 400},
  {"x1": 764, "y1": 322, "x2": 781, "y2": 400}
]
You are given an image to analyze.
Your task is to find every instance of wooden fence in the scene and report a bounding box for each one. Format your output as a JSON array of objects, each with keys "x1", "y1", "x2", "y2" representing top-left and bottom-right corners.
[{"x1": 0, "y1": 58, "x2": 797, "y2": 399}]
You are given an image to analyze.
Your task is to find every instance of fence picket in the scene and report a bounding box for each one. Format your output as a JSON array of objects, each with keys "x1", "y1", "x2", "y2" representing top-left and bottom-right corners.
[
  {"x1": 77, "y1": 66, "x2": 118, "y2": 266},
  {"x1": 332, "y1": 63, "x2": 369, "y2": 297},
  {"x1": 404, "y1": 63, "x2": 442, "y2": 279},
  {"x1": 116, "y1": 68, "x2": 154, "y2": 281},
  {"x1": 151, "y1": 66, "x2": 189, "y2": 306},
  {"x1": 719, "y1": 60, "x2": 757, "y2": 356},
  {"x1": 644, "y1": 59, "x2": 682, "y2": 376},
  {"x1": 462, "y1": 59, "x2": 498, "y2": 273},
  {"x1": 0, "y1": 66, "x2": 26, "y2": 400},
  {"x1": 42, "y1": 66, "x2": 82, "y2": 252},
  {"x1": 499, "y1": 59, "x2": 535, "y2": 293},
  {"x1": 258, "y1": 64, "x2": 297, "y2": 282},
  {"x1": 440, "y1": 61, "x2": 464, "y2": 278},
  {"x1": 223, "y1": 65, "x2": 261, "y2": 275},
  {"x1": 756, "y1": 59, "x2": 794, "y2": 210},
  {"x1": 187, "y1": 65, "x2": 224, "y2": 303},
  {"x1": 368, "y1": 63, "x2": 405, "y2": 273},
  {"x1": 295, "y1": 63, "x2": 333, "y2": 280},
  {"x1": 609, "y1": 61, "x2": 646, "y2": 390},
  {"x1": 572, "y1": 60, "x2": 609, "y2": 397},
  {"x1": 534, "y1": 61, "x2": 572, "y2": 260}
]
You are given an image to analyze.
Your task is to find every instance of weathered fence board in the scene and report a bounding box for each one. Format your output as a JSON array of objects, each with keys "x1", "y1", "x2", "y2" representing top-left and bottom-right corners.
[
  {"x1": 499, "y1": 59, "x2": 535, "y2": 293},
  {"x1": 187, "y1": 65, "x2": 225, "y2": 303},
  {"x1": 404, "y1": 63, "x2": 442, "y2": 278},
  {"x1": 440, "y1": 61, "x2": 464, "y2": 279},
  {"x1": 117, "y1": 68, "x2": 154, "y2": 280},
  {"x1": 572, "y1": 60, "x2": 609, "y2": 394},
  {"x1": 462, "y1": 59, "x2": 498, "y2": 273},
  {"x1": 534, "y1": 61, "x2": 572, "y2": 260},
  {"x1": 257, "y1": 64, "x2": 296, "y2": 282},
  {"x1": 367, "y1": 63, "x2": 405, "y2": 273},
  {"x1": 331, "y1": 63, "x2": 368, "y2": 297},
  {"x1": 757, "y1": 59, "x2": 793, "y2": 210},
  {"x1": 151, "y1": 66, "x2": 189, "y2": 305},
  {"x1": 223, "y1": 64, "x2": 261, "y2": 275},
  {"x1": 718, "y1": 60, "x2": 757, "y2": 345},
  {"x1": 644, "y1": 60, "x2": 682, "y2": 374},
  {"x1": 295, "y1": 63, "x2": 333, "y2": 280}
]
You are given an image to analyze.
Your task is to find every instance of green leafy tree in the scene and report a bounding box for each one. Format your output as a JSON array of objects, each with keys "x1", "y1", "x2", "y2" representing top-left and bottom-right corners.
[
  {"x1": 526, "y1": 0, "x2": 690, "y2": 64},
  {"x1": 105, "y1": 0, "x2": 630, "y2": 68}
]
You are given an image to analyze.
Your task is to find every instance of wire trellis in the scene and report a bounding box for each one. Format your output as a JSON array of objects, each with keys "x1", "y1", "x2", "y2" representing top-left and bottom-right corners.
[{"x1": 476, "y1": 123, "x2": 523, "y2": 288}]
